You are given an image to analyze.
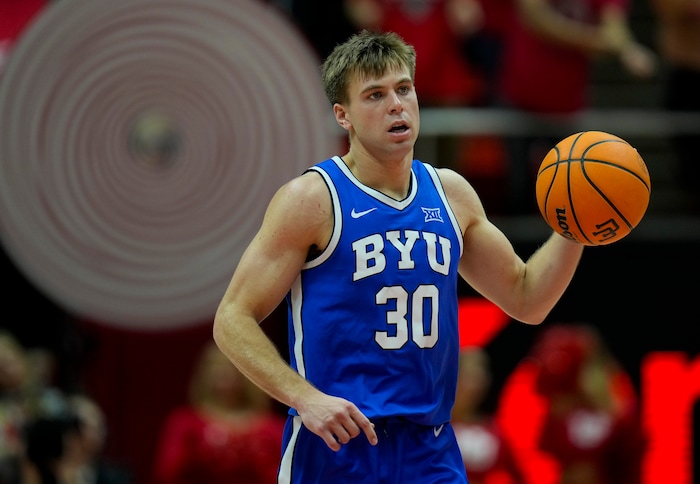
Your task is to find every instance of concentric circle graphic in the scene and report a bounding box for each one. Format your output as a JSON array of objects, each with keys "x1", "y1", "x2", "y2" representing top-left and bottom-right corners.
[{"x1": 0, "y1": 0, "x2": 340, "y2": 329}]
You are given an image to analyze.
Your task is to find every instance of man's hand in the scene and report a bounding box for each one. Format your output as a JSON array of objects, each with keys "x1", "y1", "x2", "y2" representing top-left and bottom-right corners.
[{"x1": 297, "y1": 393, "x2": 378, "y2": 451}]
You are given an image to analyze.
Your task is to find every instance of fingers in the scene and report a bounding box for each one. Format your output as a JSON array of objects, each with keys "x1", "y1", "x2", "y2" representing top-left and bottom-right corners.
[
  {"x1": 300, "y1": 395, "x2": 379, "y2": 451},
  {"x1": 318, "y1": 411, "x2": 379, "y2": 451},
  {"x1": 362, "y1": 420, "x2": 378, "y2": 446},
  {"x1": 347, "y1": 408, "x2": 378, "y2": 446},
  {"x1": 318, "y1": 422, "x2": 353, "y2": 452},
  {"x1": 320, "y1": 431, "x2": 342, "y2": 452}
]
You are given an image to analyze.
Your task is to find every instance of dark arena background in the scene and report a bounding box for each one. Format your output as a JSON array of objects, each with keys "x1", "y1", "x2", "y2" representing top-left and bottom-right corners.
[{"x1": 1, "y1": 1, "x2": 698, "y2": 483}]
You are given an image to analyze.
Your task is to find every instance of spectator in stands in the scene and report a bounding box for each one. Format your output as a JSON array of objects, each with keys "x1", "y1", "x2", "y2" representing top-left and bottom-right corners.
[
  {"x1": 21, "y1": 348, "x2": 67, "y2": 422},
  {"x1": 496, "y1": 0, "x2": 657, "y2": 214},
  {"x1": 648, "y1": 0, "x2": 700, "y2": 213},
  {"x1": 21, "y1": 410, "x2": 83, "y2": 484},
  {"x1": 345, "y1": 0, "x2": 487, "y2": 107},
  {"x1": 452, "y1": 346, "x2": 527, "y2": 484},
  {"x1": 345, "y1": 0, "x2": 495, "y2": 183},
  {"x1": 67, "y1": 394, "x2": 134, "y2": 484},
  {"x1": 527, "y1": 323, "x2": 646, "y2": 484},
  {"x1": 0, "y1": 331, "x2": 31, "y2": 477},
  {"x1": 460, "y1": 0, "x2": 512, "y2": 105},
  {"x1": 0, "y1": 332, "x2": 110, "y2": 484},
  {"x1": 152, "y1": 341, "x2": 285, "y2": 484}
]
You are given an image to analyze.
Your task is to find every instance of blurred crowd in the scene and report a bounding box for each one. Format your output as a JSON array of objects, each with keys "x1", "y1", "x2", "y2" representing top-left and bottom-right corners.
[
  {"x1": 524, "y1": 324, "x2": 647, "y2": 484},
  {"x1": 0, "y1": 331, "x2": 133, "y2": 484},
  {"x1": 450, "y1": 323, "x2": 646, "y2": 484},
  {"x1": 277, "y1": 0, "x2": 699, "y2": 216},
  {"x1": 2, "y1": 0, "x2": 699, "y2": 215},
  {"x1": 151, "y1": 342, "x2": 285, "y2": 484},
  {"x1": 0, "y1": 332, "x2": 287, "y2": 484},
  {"x1": 1, "y1": 322, "x2": 648, "y2": 484}
]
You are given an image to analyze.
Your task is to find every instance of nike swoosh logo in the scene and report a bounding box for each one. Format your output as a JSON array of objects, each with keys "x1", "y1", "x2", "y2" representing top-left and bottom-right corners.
[
  {"x1": 350, "y1": 207, "x2": 377, "y2": 219},
  {"x1": 433, "y1": 424, "x2": 444, "y2": 437}
]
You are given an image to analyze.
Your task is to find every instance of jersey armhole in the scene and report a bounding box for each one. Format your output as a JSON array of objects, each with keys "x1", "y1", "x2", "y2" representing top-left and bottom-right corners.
[{"x1": 303, "y1": 166, "x2": 342, "y2": 269}]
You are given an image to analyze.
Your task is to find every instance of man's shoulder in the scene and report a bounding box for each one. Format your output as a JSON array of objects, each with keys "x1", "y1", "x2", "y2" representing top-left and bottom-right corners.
[
  {"x1": 272, "y1": 169, "x2": 334, "y2": 224},
  {"x1": 430, "y1": 166, "x2": 468, "y2": 191},
  {"x1": 286, "y1": 167, "x2": 331, "y2": 196}
]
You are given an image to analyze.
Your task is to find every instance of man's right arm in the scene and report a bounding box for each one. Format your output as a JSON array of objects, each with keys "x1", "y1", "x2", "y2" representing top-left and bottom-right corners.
[{"x1": 212, "y1": 172, "x2": 377, "y2": 450}]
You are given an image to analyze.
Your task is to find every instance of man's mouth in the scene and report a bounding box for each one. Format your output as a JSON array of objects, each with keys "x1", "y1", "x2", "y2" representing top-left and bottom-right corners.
[{"x1": 389, "y1": 123, "x2": 408, "y2": 133}]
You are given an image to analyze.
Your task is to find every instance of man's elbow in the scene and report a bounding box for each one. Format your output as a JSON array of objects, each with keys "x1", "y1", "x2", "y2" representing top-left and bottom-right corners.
[
  {"x1": 505, "y1": 304, "x2": 550, "y2": 326},
  {"x1": 212, "y1": 308, "x2": 228, "y2": 348}
]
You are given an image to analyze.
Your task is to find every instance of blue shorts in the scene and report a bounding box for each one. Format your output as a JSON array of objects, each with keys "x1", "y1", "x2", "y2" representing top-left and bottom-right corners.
[{"x1": 277, "y1": 416, "x2": 469, "y2": 484}]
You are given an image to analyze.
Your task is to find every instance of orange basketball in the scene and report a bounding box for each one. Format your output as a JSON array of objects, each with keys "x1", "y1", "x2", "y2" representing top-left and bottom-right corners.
[{"x1": 535, "y1": 131, "x2": 651, "y2": 246}]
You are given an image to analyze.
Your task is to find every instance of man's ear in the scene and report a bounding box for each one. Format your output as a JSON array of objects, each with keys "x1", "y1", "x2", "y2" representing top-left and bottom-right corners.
[{"x1": 333, "y1": 104, "x2": 351, "y2": 130}]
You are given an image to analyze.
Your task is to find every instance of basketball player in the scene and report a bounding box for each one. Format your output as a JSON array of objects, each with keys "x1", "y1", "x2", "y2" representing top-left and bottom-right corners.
[{"x1": 213, "y1": 30, "x2": 584, "y2": 483}]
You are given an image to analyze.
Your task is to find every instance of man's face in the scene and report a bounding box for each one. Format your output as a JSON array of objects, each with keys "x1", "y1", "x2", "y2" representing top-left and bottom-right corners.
[{"x1": 334, "y1": 66, "x2": 419, "y2": 160}]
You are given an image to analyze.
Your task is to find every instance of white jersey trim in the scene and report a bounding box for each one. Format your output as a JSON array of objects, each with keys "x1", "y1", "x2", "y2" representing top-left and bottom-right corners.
[
  {"x1": 423, "y1": 163, "x2": 464, "y2": 257},
  {"x1": 330, "y1": 155, "x2": 418, "y2": 208},
  {"x1": 303, "y1": 164, "x2": 343, "y2": 270},
  {"x1": 289, "y1": 275, "x2": 305, "y2": 378},
  {"x1": 277, "y1": 416, "x2": 302, "y2": 484}
]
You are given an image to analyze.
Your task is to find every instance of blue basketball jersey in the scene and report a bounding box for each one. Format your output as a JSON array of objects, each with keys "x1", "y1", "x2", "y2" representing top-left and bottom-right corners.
[{"x1": 285, "y1": 156, "x2": 463, "y2": 426}]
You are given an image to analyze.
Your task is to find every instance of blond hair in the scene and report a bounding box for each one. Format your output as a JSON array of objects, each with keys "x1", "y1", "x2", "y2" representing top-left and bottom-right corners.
[{"x1": 321, "y1": 30, "x2": 417, "y2": 106}]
